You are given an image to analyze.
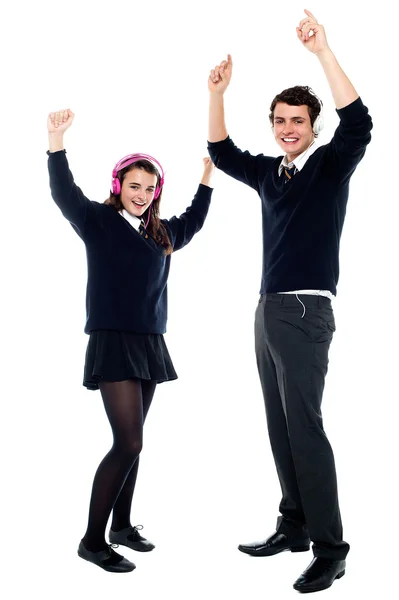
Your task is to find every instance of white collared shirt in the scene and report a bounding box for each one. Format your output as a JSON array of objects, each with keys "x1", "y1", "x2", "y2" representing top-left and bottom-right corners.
[
  {"x1": 278, "y1": 141, "x2": 319, "y2": 176},
  {"x1": 277, "y1": 141, "x2": 334, "y2": 300},
  {"x1": 120, "y1": 209, "x2": 142, "y2": 231}
]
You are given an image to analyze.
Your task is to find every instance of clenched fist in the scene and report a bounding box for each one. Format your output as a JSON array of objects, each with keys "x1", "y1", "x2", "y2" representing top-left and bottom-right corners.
[{"x1": 47, "y1": 109, "x2": 75, "y2": 134}]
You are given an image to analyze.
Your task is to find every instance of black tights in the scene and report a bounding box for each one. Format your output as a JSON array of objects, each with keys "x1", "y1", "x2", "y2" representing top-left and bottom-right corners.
[{"x1": 82, "y1": 379, "x2": 157, "y2": 552}]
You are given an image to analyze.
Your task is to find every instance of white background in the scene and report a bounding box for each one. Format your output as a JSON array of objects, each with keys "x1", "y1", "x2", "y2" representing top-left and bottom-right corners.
[{"x1": 1, "y1": 1, "x2": 398, "y2": 598}]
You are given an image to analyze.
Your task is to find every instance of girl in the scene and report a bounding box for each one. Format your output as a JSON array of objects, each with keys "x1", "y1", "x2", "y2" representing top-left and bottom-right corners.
[{"x1": 47, "y1": 108, "x2": 215, "y2": 573}]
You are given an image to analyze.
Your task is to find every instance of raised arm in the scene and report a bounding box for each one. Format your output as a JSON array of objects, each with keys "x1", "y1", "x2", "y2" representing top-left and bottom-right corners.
[
  {"x1": 47, "y1": 109, "x2": 93, "y2": 234},
  {"x1": 207, "y1": 55, "x2": 273, "y2": 190},
  {"x1": 48, "y1": 109, "x2": 72, "y2": 151},
  {"x1": 208, "y1": 54, "x2": 232, "y2": 142},
  {"x1": 298, "y1": 9, "x2": 372, "y2": 173},
  {"x1": 297, "y1": 9, "x2": 358, "y2": 109},
  {"x1": 163, "y1": 158, "x2": 215, "y2": 252}
]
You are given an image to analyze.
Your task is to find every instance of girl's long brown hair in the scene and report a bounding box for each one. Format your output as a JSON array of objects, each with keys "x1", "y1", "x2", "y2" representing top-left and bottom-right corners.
[{"x1": 104, "y1": 159, "x2": 173, "y2": 255}]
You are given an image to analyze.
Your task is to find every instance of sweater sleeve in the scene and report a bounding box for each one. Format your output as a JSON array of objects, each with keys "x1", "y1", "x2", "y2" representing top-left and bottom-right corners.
[
  {"x1": 207, "y1": 136, "x2": 274, "y2": 193},
  {"x1": 162, "y1": 184, "x2": 213, "y2": 252},
  {"x1": 326, "y1": 97, "x2": 373, "y2": 181},
  {"x1": 47, "y1": 150, "x2": 94, "y2": 235}
]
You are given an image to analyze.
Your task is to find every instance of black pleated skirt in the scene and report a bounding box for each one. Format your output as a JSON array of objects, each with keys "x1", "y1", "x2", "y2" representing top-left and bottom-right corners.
[{"x1": 83, "y1": 330, "x2": 178, "y2": 390}]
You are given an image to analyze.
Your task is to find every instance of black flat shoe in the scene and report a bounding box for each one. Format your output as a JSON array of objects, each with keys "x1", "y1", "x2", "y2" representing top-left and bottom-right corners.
[
  {"x1": 78, "y1": 540, "x2": 136, "y2": 572},
  {"x1": 293, "y1": 557, "x2": 346, "y2": 593},
  {"x1": 109, "y1": 525, "x2": 155, "y2": 552},
  {"x1": 238, "y1": 532, "x2": 310, "y2": 556}
]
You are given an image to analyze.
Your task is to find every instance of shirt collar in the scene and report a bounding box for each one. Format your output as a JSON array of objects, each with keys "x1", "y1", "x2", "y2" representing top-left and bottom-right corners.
[
  {"x1": 278, "y1": 141, "x2": 318, "y2": 176},
  {"x1": 120, "y1": 209, "x2": 142, "y2": 231}
]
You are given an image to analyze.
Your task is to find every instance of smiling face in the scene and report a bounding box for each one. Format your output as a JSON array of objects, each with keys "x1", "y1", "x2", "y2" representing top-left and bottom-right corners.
[
  {"x1": 120, "y1": 167, "x2": 158, "y2": 218},
  {"x1": 272, "y1": 103, "x2": 315, "y2": 162}
]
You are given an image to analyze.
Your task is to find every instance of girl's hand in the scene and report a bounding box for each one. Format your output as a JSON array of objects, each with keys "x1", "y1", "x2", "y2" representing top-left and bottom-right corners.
[{"x1": 47, "y1": 109, "x2": 75, "y2": 134}]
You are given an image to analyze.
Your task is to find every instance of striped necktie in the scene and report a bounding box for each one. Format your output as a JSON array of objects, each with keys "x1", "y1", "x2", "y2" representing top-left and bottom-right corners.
[
  {"x1": 139, "y1": 220, "x2": 149, "y2": 238},
  {"x1": 284, "y1": 166, "x2": 296, "y2": 183}
]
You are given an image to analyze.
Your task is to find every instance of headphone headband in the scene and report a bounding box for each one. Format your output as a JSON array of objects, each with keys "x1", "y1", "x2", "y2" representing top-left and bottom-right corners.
[{"x1": 112, "y1": 153, "x2": 165, "y2": 180}]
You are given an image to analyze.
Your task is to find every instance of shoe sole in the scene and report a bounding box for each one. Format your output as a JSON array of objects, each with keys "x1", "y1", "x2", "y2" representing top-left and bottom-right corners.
[
  {"x1": 238, "y1": 545, "x2": 310, "y2": 557},
  {"x1": 77, "y1": 550, "x2": 136, "y2": 573},
  {"x1": 293, "y1": 569, "x2": 345, "y2": 593}
]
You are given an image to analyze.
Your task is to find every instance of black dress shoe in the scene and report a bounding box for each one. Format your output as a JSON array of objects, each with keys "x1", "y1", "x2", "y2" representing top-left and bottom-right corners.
[
  {"x1": 109, "y1": 524, "x2": 155, "y2": 552},
  {"x1": 78, "y1": 540, "x2": 136, "y2": 572},
  {"x1": 238, "y1": 532, "x2": 310, "y2": 556},
  {"x1": 293, "y1": 557, "x2": 346, "y2": 593}
]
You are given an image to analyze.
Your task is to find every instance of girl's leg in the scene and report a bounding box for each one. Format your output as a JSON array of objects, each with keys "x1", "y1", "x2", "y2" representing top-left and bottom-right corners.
[
  {"x1": 81, "y1": 379, "x2": 145, "y2": 552},
  {"x1": 111, "y1": 380, "x2": 157, "y2": 531}
]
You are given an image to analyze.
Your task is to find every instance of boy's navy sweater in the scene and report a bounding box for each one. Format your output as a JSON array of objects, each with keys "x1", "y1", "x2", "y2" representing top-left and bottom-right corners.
[
  {"x1": 48, "y1": 151, "x2": 212, "y2": 334},
  {"x1": 208, "y1": 97, "x2": 372, "y2": 296}
]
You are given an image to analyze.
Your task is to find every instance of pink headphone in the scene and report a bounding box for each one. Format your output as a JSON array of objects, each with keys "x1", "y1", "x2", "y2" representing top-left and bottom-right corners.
[{"x1": 112, "y1": 153, "x2": 165, "y2": 196}]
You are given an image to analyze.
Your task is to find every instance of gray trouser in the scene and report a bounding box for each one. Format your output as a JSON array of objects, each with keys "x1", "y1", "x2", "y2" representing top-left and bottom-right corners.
[{"x1": 254, "y1": 293, "x2": 349, "y2": 560}]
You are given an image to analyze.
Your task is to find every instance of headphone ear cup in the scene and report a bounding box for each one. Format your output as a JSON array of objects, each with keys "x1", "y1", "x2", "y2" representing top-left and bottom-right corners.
[
  {"x1": 313, "y1": 112, "x2": 324, "y2": 135},
  {"x1": 112, "y1": 178, "x2": 121, "y2": 195},
  {"x1": 154, "y1": 176, "x2": 164, "y2": 199}
]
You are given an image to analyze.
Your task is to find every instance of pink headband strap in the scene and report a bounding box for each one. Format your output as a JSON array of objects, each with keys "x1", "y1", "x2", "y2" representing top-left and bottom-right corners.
[{"x1": 112, "y1": 153, "x2": 165, "y2": 183}]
